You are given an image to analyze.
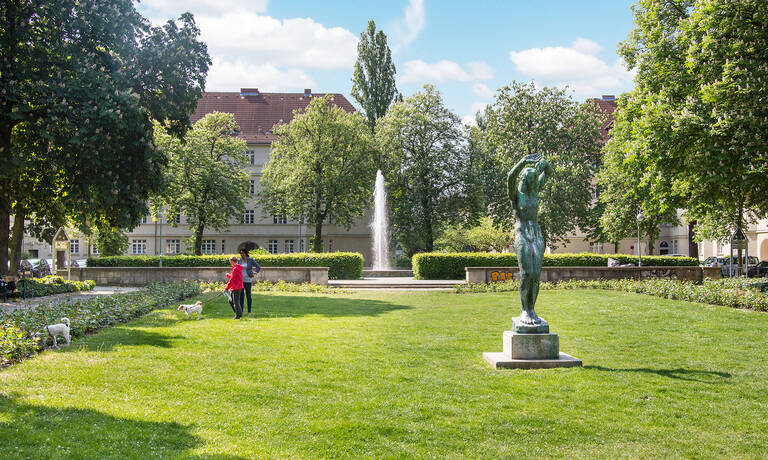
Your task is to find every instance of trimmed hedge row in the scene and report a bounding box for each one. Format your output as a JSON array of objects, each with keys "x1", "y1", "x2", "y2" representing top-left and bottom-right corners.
[
  {"x1": 87, "y1": 252, "x2": 364, "y2": 280},
  {"x1": 0, "y1": 281, "x2": 201, "y2": 365},
  {"x1": 413, "y1": 252, "x2": 699, "y2": 280},
  {"x1": 16, "y1": 275, "x2": 95, "y2": 298}
]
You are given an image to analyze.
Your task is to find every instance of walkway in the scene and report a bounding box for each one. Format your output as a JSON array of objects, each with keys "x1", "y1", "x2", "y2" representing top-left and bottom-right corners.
[
  {"x1": 0, "y1": 286, "x2": 140, "y2": 313},
  {"x1": 329, "y1": 277, "x2": 464, "y2": 290}
]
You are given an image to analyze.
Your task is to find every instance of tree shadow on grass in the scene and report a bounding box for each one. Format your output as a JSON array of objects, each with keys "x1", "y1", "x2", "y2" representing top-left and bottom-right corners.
[
  {"x1": 0, "y1": 393, "x2": 248, "y2": 459},
  {"x1": 54, "y1": 328, "x2": 184, "y2": 353},
  {"x1": 585, "y1": 365, "x2": 732, "y2": 383},
  {"x1": 202, "y1": 294, "x2": 412, "y2": 319}
]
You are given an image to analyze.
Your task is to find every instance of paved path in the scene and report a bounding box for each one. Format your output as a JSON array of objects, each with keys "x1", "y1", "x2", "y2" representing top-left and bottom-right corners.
[
  {"x1": 0, "y1": 286, "x2": 140, "y2": 313},
  {"x1": 329, "y1": 277, "x2": 464, "y2": 290}
]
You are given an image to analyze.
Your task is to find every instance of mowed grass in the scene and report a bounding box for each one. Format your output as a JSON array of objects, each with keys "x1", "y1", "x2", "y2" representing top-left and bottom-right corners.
[{"x1": 1, "y1": 289, "x2": 767, "y2": 459}]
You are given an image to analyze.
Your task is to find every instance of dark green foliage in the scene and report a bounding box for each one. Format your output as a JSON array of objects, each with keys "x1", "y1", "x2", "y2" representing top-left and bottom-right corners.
[
  {"x1": 16, "y1": 276, "x2": 95, "y2": 298},
  {"x1": 413, "y1": 252, "x2": 699, "y2": 279},
  {"x1": 87, "y1": 252, "x2": 364, "y2": 280},
  {"x1": 351, "y1": 20, "x2": 398, "y2": 134}
]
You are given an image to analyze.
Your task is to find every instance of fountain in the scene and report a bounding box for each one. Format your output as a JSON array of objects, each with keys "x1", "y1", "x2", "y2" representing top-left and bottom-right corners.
[{"x1": 370, "y1": 170, "x2": 391, "y2": 270}]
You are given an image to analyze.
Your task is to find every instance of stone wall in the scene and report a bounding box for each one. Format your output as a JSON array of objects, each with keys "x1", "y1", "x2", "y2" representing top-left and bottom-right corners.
[
  {"x1": 60, "y1": 266, "x2": 329, "y2": 286},
  {"x1": 465, "y1": 266, "x2": 721, "y2": 284}
]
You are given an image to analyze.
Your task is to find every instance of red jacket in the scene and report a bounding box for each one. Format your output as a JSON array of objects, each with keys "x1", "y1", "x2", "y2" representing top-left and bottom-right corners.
[{"x1": 225, "y1": 264, "x2": 244, "y2": 291}]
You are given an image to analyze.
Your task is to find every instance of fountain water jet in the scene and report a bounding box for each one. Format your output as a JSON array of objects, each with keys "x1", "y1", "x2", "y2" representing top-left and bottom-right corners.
[{"x1": 370, "y1": 170, "x2": 391, "y2": 270}]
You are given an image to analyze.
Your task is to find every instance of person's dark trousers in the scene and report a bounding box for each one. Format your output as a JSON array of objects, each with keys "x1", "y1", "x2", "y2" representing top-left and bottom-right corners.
[
  {"x1": 229, "y1": 288, "x2": 244, "y2": 318},
  {"x1": 239, "y1": 283, "x2": 253, "y2": 313}
]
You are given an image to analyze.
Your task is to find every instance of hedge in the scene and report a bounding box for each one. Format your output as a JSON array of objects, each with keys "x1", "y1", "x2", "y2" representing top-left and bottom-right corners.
[
  {"x1": 0, "y1": 281, "x2": 201, "y2": 366},
  {"x1": 87, "y1": 252, "x2": 363, "y2": 280},
  {"x1": 16, "y1": 275, "x2": 95, "y2": 298},
  {"x1": 412, "y1": 252, "x2": 700, "y2": 280}
]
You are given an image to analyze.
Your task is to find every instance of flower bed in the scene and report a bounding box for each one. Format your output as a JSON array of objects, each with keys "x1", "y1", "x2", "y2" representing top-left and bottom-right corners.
[
  {"x1": 16, "y1": 275, "x2": 95, "y2": 298},
  {"x1": 200, "y1": 280, "x2": 345, "y2": 294},
  {"x1": 0, "y1": 281, "x2": 200, "y2": 366},
  {"x1": 455, "y1": 277, "x2": 768, "y2": 311}
]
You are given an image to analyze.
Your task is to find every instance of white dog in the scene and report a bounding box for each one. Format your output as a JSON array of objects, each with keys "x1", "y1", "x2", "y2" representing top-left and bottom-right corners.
[
  {"x1": 178, "y1": 301, "x2": 203, "y2": 320},
  {"x1": 39, "y1": 317, "x2": 71, "y2": 348}
]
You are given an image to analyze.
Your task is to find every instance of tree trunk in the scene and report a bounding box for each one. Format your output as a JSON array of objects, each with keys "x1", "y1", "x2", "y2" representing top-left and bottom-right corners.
[
  {"x1": 193, "y1": 223, "x2": 204, "y2": 256},
  {"x1": 312, "y1": 219, "x2": 324, "y2": 252},
  {"x1": 9, "y1": 205, "x2": 24, "y2": 275},
  {"x1": 648, "y1": 237, "x2": 655, "y2": 256},
  {"x1": 687, "y1": 221, "x2": 698, "y2": 260},
  {"x1": 0, "y1": 203, "x2": 8, "y2": 276},
  {"x1": 613, "y1": 242, "x2": 620, "y2": 253}
]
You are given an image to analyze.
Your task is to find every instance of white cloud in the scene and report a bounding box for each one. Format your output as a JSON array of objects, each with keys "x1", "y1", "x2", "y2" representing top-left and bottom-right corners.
[
  {"x1": 197, "y1": 13, "x2": 358, "y2": 70},
  {"x1": 140, "y1": 0, "x2": 268, "y2": 20},
  {"x1": 400, "y1": 59, "x2": 494, "y2": 83},
  {"x1": 509, "y1": 37, "x2": 634, "y2": 98},
  {"x1": 391, "y1": 0, "x2": 426, "y2": 51},
  {"x1": 472, "y1": 83, "x2": 494, "y2": 98},
  {"x1": 205, "y1": 57, "x2": 315, "y2": 92}
]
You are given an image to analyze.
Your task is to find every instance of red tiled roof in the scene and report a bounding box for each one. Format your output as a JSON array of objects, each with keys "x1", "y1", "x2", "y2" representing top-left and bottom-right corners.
[
  {"x1": 589, "y1": 97, "x2": 618, "y2": 142},
  {"x1": 190, "y1": 89, "x2": 356, "y2": 144}
]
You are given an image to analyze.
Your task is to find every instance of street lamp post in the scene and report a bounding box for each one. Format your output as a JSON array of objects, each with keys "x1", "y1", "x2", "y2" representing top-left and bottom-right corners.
[{"x1": 636, "y1": 211, "x2": 644, "y2": 266}]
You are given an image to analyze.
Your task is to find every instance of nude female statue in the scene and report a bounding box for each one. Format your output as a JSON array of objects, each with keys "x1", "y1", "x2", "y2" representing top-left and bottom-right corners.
[{"x1": 507, "y1": 153, "x2": 553, "y2": 326}]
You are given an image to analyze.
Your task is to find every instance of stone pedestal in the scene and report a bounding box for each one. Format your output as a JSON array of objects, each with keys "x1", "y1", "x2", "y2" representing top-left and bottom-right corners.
[{"x1": 483, "y1": 317, "x2": 582, "y2": 369}]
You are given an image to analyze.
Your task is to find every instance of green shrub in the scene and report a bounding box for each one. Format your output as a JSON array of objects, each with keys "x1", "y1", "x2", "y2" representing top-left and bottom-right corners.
[
  {"x1": 1, "y1": 324, "x2": 40, "y2": 365},
  {"x1": 199, "y1": 280, "x2": 346, "y2": 294},
  {"x1": 0, "y1": 281, "x2": 201, "y2": 355},
  {"x1": 87, "y1": 252, "x2": 363, "y2": 280},
  {"x1": 412, "y1": 252, "x2": 699, "y2": 279},
  {"x1": 394, "y1": 255, "x2": 412, "y2": 269},
  {"x1": 454, "y1": 277, "x2": 768, "y2": 312},
  {"x1": 16, "y1": 277, "x2": 95, "y2": 298}
]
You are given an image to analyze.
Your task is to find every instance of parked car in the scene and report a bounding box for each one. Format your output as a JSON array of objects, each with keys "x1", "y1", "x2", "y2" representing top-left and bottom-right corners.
[
  {"x1": 721, "y1": 255, "x2": 759, "y2": 277},
  {"x1": 748, "y1": 260, "x2": 768, "y2": 278},
  {"x1": 702, "y1": 256, "x2": 727, "y2": 268}
]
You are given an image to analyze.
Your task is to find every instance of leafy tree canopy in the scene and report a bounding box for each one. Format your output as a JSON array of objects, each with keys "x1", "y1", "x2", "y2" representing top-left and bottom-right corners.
[
  {"x1": 484, "y1": 82, "x2": 604, "y2": 248},
  {"x1": 351, "y1": 20, "x2": 398, "y2": 135},
  {"x1": 153, "y1": 112, "x2": 249, "y2": 255},
  {"x1": 0, "y1": 0, "x2": 210, "y2": 273},
  {"x1": 258, "y1": 95, "x2": 375, "y2": 252}
]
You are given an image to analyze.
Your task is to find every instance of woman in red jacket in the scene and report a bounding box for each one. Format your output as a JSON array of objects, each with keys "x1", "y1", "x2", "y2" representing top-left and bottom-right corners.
[{"x1": 225, "y1": 255, "x2": 244, "y2": 319}]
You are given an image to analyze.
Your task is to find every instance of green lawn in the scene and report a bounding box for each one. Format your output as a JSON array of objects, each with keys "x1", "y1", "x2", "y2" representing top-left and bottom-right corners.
[{"x1": 1, "y1": 289, "x2": 767, "y2": 459}]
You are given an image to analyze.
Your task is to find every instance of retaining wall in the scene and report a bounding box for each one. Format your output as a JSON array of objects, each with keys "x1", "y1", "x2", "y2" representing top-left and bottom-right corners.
[
  {"x1": 60, "y1": 266, "x2": 329, "y2": 286},
  {"x1": 465, "y1": 266, "x2": 721, "y2": 284}
]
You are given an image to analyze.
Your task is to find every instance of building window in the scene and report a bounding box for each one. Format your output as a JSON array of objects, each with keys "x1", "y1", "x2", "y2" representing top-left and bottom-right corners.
[
  {"x1": 242, "y1": 209, "x2": 255, "y2": 224},
  {"x1": 659, "y1": 241, "x2": 669, "y2": 255},
  {"x1": 169, "y1": 214, "x2": 181, "y2": 225},
  {"x1": 201, "y1": 240, "x2": 216, "y2": 255},
  {"x1": 222, "y1": 240, "x2": 226, "y2": 253},
  {"x1": 70, "y1": 239, "x2": 80, "y2": 254},
  {"x1": 273, "y1": 214, "x2": 287, "y2": 224},
  {"x1": 285, "y1": 240, "x2": 294, "y2": 253},
  {"x1": 91, "y1": 245, "x2": 99, "y2": 255},
  {"x1": 268, "y1": 240, "x2": 279, "y2": 254},
  {"x1": 132, "y1": 239, "x2": 147, "y2": 255},
  {"x1": 300, "y1": 239, "x2": 305, "y2": 252},
  {"x1": 141, "y1": 216, "x2": 148, "y2": 224},
  {"x1": 249, "y1": 179, "x2": 255, "y2": 195},
  {"x1": 29, "y1": 249, "x2": 39, "y2": 258},
  {"x1": 328, "y1": 239, "x2": 333, "y2": 252},
  {"x1": 245, "y1": 150, "x2": 255, "y2": 165},
  {"x1": 166, "y1": 239, "x2": 181, "y2": 254}
]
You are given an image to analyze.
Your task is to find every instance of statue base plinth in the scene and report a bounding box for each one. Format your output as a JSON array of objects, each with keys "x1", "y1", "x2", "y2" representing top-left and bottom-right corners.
[
  {"x1": 483, "y1": 329, "x2": 582, "y2": 370},
  {"x1": 513, "y1": 316, "x2": 549, "y2": 333}
]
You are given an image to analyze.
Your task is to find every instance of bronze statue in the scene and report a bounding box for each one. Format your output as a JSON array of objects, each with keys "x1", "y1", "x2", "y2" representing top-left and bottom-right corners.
[{"x1": 507, "y1": 153, "x2": 552, "y2": 327}]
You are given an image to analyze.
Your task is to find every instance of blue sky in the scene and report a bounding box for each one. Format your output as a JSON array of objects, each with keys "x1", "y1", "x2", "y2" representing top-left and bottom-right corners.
[{"x1": 137, "y1": 0, "x2": 637, "y2": 123}]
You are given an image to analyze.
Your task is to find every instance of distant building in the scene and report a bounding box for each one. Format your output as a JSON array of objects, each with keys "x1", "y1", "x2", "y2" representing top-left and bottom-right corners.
[{"x1": 24, "y1": 88, "x2": 374, "y2": 262}]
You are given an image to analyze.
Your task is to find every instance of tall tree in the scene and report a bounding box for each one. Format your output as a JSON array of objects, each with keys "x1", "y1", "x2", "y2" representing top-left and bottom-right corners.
[
  {"x1": 351, "y1": 20, "x2": 398, "y2": 136},
  {"x1": 484, "y1": 82, "x2": 604, "y2": 248},
  {"x1": 614, "y1": 0, "x2": 768, "y2": 244},
  {"x1": 258, "y1": 96, "x2": 375, "y2": 253},
  {"x1": 153, "y1": 113, "x2": 249, "y2": 255},
  {"x1": 376, "y1": 85, "x2": 473, "y2": 254},
  {"x1": 0, "y1": 1, "x2": 210, "y2": 274}
]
